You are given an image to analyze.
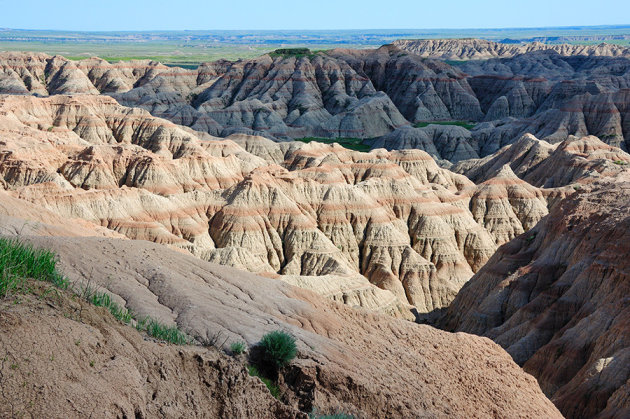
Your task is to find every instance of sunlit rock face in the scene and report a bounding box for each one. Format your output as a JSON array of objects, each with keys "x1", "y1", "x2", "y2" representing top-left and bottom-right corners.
[{"x1": 441, "y1": 171, "x2": 630, "y2": 418}]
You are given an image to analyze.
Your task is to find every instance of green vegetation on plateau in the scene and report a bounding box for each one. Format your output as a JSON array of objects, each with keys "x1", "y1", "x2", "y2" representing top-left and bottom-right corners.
[
  {"x1": 1, "y1": 27, "x2": 629, "y2": 66},
  {"x1": 269, "y1": 48, "x2": 325, "y2": 59},
  {"x1": 295, "y1": 137, "x2": 371, "y2": 152},
  {"x1": 414, "y1": 121, "x2": 477, "y2": 130}
]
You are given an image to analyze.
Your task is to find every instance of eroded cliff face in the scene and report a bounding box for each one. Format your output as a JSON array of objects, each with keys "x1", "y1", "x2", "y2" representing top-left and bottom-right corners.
[
  {"x1": 3, "y1": 47, "x2": 629, "y2": 158},
  {"x1": 3, "y1": 94, "x2": 627, "y2": 320},
  {"x1": 393, "y1": 38, "x2": 630, "y2": 60},
  {"x1": 0, "y1": 94, "x2": 501, "y2": 316},
  {"x1": 0, "y1": 51, "x2": 410, "y2": 139},
  {"x1": 440, "y1": 172, "x2": 630, "y2": 418},
  {"x1": 454, "y1": 133, "x2": 630, "y2": 187}
]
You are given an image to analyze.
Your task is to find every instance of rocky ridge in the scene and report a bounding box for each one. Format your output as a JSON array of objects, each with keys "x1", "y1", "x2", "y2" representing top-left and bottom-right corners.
[
  {"x1": 440, "y1": 171, "x2": 630, "y2": 418},
  {"x1": 0, "y1": 94, "x2": 500, "y2": 317},
  {"x1": 454, "y1": 133, "x2": 630, "y2": 187},
  {"x1": 3, "y1": 48, "x2": 630, "y2": 157},
  {"x1": 393, "y1": 38, "x2": 630, "y2": 60}
]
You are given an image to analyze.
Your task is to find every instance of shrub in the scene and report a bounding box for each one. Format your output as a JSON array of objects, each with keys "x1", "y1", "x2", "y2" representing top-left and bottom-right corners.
[
  {"x1": 259, "y1": 330, "x2": 297, "y2": 368},
  {"x1": 230, "y1": 341, "x2": 246, "y2": 355}
]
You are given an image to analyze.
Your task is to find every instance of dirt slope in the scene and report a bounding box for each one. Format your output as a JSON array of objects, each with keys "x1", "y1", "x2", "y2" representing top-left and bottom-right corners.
[{"x1": 0, "y1": 282, "x2": 300, "y2": 418}]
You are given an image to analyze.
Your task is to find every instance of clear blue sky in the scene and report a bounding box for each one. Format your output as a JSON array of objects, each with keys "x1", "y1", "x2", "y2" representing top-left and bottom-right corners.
[{"x1": 1, "y1": 0, "x2": 628, "y2": 31}]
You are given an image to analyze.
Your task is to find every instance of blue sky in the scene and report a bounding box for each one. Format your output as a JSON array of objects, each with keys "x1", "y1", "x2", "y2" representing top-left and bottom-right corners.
[{"x1": 1, "y1": 0, "x2": 628, "y2": 31}]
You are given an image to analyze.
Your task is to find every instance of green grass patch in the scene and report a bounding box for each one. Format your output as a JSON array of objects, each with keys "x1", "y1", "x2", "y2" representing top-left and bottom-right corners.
[
  {"x1": 247, "y1": 365, "x2": 280, "y2": 399},
  {"x1": 444, "y1": 60, "x2": 468, "y2": 66},
  {"x1": 0, "y1": 237, "x2": 189, "y2": 345},
  {"x1": 0, "y1": 237, "x2": 68, "y2": 297},
  {"x1": 414, "y1": 121, "x2": 476, "y2": 130},
  {"x1": 269, "y1": 48, "x2": 326, "y2": 60},
  {"x1": 230, "y1": 341, "x2": 246, "y2": 355},
  {"x1": 295, "y1": 137, "x2": 371, "y2": 152},
  {"x1": 86, "y1": 289, "x2": 133, "y2": 324},
  {"x1": 136, "y1": 317, "x2": 190, "y2": 345}
]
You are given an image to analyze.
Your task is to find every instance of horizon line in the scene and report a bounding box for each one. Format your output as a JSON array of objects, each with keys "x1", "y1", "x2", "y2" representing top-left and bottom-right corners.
[{"x1": 2, "y1": 24, "x2": 630, "y2": 33}]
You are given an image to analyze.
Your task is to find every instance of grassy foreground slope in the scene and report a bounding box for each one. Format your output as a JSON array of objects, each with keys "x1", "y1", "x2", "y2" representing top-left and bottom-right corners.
[{"x1": 0, "y1": 275, "x2": 297, "y2": 418}]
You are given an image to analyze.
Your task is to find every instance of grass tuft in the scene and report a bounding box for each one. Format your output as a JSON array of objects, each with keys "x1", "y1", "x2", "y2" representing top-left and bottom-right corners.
[
  {"x1": 88, "y1": 290, "x2": 133, "y2": 324},
  {"x1": 230, "y1": 341, "x2": 246, "y2": 355},
  {"x1": 136, "y1": 317, "x2": 190, "y2": 345},
  {"x1": 0, "y1": 237, "x2": 68, "y2": 297},
  {"x1": 247, "y1": 365, "x2": 280, "y2": 399}
]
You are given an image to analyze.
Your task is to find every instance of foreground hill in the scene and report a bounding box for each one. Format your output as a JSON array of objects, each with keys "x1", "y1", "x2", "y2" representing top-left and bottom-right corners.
[
  {"x1": 0, "y1": 283, "x2": 300, "y2": 418},
  {"x1": 440, "y1": 171, "x2": 630, "y2": 418},
  {"x1": 0, "y1": 201, "x2": 562, "y2": 418}
]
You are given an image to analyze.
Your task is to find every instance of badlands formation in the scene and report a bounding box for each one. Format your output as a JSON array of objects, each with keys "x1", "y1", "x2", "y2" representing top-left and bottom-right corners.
[
  {"x1": 441, "y1": 173, "x2": 630, "y2": 418},
  {"x1": 0, "y1": 40, "x2": 629, "y2": 418},
  {"x1": 393, "y1": 38, "x2": 630, "y2": 60},
  {"x1": 1, "y1": 41, "x2": 630, "y2": 157}
]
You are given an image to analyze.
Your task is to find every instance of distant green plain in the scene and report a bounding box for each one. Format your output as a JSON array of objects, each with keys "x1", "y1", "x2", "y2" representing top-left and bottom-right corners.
[
  {"x1": 1, "y1": 26, "x2": 628, "y2": 66},
  {"x1": 0, "y1": 41, "x2": 365, "y2": 66}
]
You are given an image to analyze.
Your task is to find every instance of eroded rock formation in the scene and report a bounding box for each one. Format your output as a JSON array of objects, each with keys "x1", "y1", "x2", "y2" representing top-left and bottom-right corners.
[
  {"x1": 2, "y1": 47, "x2": 630, "y2": 156},
  {"x1": 454, "y1": 133, "x2": 630, "y2": 187},
  {"x1": 393, "y1": 38, "x2": 630, "y2": 60},
  {"x1": 440, "y1": 172, "x2": 630, "y2": 418},
  {"x1": 0, "y1": 94, "x2": 503, "y2": 316}
]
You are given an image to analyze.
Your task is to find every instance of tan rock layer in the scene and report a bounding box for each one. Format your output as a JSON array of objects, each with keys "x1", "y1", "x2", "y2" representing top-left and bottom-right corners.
[{"x1": 0, "y1": 94, "x2": 502, "y2": 316}]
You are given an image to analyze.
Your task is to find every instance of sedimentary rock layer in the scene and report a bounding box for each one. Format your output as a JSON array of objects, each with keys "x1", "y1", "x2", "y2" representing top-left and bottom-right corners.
[
  {"x1": 440, "y1": 172, "x2": 630, "y2": 418},
  {"x1": 394, "y1": 38, "x2": 630, "y2": 60},
  {"x1": 3, "y1": 47, "x2": 629, "y2": 156},
  {"x1": 0, "y1": 94, "x2": 505, "y2": 316}
]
